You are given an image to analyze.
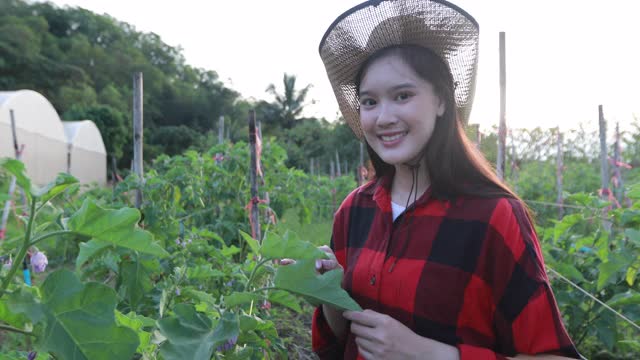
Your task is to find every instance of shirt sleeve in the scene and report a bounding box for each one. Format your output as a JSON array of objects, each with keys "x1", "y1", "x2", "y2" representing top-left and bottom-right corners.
[
  {"x1": 457, "y1": 198, "x2": 581, "y2": 360},
  {"x1": 311, "y1": 190, "x2": 353, "y2": 359}
]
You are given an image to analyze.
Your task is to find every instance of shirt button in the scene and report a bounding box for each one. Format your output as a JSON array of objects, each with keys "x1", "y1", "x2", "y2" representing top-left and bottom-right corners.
[{"x1": 370, "y1": 275, "x2": 376, "y2": 285}]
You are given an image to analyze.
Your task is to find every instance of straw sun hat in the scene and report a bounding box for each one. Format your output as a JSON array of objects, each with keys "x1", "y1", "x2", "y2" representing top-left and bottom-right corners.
[{"x1": 319, "y1": 0, "x2": 479, "y2": 139}]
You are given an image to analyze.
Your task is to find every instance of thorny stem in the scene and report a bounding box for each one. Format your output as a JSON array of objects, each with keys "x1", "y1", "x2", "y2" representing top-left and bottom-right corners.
[
  {"x1": 0, "y1": 199, "x2": 36, "y2": 298},
  {"x1": 244, "y1": 258, "x2": 272, "y2": 292},
  {"x1": 0, "y1": 324, "x2": 36, "y2": 337}
]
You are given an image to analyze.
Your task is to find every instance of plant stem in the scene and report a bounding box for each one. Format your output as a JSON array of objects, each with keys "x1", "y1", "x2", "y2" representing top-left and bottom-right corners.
[
  {"x1": 244, "y1": 258, "x2": 271, "y2": 292},
  {"x1": 29, "y1": 230, "x2": 74, "y2": 247},
  {"x1": 250, "y1": 286, "x2": 277, "y2": 293},
  {"x1": 0, "y1": 199, "x2": 36, "y2": 298},
  {"x1": 0, "y1": 324, "x2": 36, "y2": 337}
]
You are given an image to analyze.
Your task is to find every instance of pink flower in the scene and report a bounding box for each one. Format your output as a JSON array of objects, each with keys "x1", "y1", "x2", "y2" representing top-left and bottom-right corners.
[{"x1": 31, "y1": 252, "x2": 48, "y2": 273}]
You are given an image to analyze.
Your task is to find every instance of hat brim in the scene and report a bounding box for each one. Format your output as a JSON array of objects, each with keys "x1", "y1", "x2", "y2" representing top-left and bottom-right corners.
[{"x1": 319, "y1": 0, "x2": 479, "y2": 139}]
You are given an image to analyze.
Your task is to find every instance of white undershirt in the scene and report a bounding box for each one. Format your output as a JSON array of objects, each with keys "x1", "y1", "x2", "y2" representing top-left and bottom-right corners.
[{"x1": 391, "y1": 201, "x2": 406, "y2": 221}]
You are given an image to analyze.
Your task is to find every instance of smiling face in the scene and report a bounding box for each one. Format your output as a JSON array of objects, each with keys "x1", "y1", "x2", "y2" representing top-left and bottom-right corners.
[{"x1": 358, "y1": 54, "x2": 445, "y2": 167}]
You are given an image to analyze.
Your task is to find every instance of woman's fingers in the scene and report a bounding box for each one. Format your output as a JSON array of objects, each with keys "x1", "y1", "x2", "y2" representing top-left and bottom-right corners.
[{"x1": 278, "y1": 258, "x2": 296, "y2": 265}]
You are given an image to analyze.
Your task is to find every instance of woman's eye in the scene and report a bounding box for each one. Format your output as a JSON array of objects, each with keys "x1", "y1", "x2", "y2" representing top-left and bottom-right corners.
[
  {"x1": 360, "y1": 98, "x2": 376, "y2": 106},
  {"x1": 396, "y1": 92, "x2": 411, "y2": 101}
]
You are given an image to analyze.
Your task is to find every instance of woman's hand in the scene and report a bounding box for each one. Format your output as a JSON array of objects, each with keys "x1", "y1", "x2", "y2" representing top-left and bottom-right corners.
[
  {"x1": 315, "y1": 245, "x2": 343, "y2": 274},
  {"x1": 343, "y1": 309, "x2": 459, "y2": 360}
]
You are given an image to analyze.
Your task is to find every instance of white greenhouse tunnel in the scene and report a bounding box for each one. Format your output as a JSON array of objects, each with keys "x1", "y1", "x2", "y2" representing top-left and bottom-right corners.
[{"x1": 0, "y1": 90, "x2": 107, "y2": 186}]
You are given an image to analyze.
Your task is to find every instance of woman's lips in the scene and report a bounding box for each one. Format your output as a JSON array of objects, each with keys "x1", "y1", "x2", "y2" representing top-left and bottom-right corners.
[{"x1": 378, "y1": 131, "x2": 408, "y2": 147}]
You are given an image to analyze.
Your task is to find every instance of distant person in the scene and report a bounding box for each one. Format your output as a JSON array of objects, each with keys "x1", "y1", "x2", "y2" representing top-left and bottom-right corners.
[{"x1": 310, "y1": 0, "x2": 583, "y2": 359}]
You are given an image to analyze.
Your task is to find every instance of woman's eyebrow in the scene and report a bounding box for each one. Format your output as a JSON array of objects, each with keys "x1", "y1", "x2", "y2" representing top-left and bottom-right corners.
[{"x1": 360, "y1": 83, "x2": 417, "y2": 97}]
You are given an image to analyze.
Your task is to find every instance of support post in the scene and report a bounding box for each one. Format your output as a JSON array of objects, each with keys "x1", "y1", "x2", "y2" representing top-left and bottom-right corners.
[
  {"x1": 218, "y1": 115, "x2": 224, "y2": 144},
  {"x1": 556, "y1": 129, "x2": 564, "y2": 219},
  {"x1": 133, "y1": 72, "x2": 144, "y2": 209},
  {"x1": 613, "y1": 122, "x2": 624, "y2": 204},
  {"x1": 248, "y1": 110, "x2": 261, "y2": 243},
  {"x1": 497, "y1": 32, "x2": 507, "y2": 180}
]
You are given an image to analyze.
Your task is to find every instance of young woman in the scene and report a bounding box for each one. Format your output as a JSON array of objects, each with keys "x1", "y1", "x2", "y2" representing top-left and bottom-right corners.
[{"x1": 310, "y1": 0, "x2": 583, "y2": 359}]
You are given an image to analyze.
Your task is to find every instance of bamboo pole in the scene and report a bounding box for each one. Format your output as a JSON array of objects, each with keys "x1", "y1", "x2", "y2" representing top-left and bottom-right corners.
[
  {"x1": 497, "y1": 32, "x2": 507, "y2": 180},
  {"x1": 248, "y1": 110, "x2": 261, "y2": 243},
  {"x1": 133, "y1": 72, "x2": 144, "y2": 209},
  {"x1": 556, "y1": 129, "x2": 564, "y2": 219}
]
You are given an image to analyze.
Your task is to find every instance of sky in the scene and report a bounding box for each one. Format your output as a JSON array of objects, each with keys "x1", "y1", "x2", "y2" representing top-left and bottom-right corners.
[{"x1": 42, "y1": 0, "x2": 640, "y2": 132}]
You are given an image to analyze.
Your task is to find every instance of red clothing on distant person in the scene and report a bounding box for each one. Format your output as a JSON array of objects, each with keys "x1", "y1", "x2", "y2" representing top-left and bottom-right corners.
[{"x1": 312, "y1": 175, "x2": 581, "y2": 359}]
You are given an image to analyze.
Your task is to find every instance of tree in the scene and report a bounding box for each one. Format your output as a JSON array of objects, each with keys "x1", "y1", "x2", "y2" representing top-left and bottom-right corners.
[{"x1": 265, "y1": 73, "x2": 312, "y2": 129}]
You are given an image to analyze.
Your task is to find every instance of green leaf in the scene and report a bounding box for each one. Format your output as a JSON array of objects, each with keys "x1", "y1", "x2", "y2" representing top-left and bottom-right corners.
[
  {"x1": 32, "y1": 172, "x2": 78, "y2": 203},
  {"x1": 221, "y1": 245, "x2": 241, "y2": 257},
  {"x1": 626, "y1": 266, "x2": 638, "y2": 286},
  {"x1": 4, "y1": 286, "x2": 44, "y2": 325},
  {"x1": 0, "y1": 158, "x2": 31, "y2": 196},
  {"x1": 268, "y1": 289, "x2": 303, "y2": 313},
  {"x1": 186, "y1": 265, "x2": 225, "y2": 280},
  {"x1": 67, "y1": 199, "x2": 168, "y2": 257},
  {"x1": 76, "y1": 239, "x2": 112, "y2": 271},
  {"x1": 274, "y1": 259, "x2": 361, "y2": 311},
  {"x1": 0, "y1": 193, "x2": 10, "y2": 202},
  {"x1": 239, "y1": 230, "x2": 260, "y2": 256},
  {"x1": 158, "y1": 304, "x2": 239, "y2": 360},
  {"x1": 625, "y1": 229, "x2": 640, "y2": 246},
  {"x1": 224, "y1": 292, "x2": 262, "y2": 307},
  {"x1": 597, "y1": 260, "x2": 627, "y2": 290},
  {"x1": 117, "y1": 257, "x2": 160, "y2": 310},
  {"x1": 261, "y1": 231, "x2": 328, "y2": 260},
  {"x1": 115, "y1": 311, "x2": 152, "y2": 354},
  {"x1": 552, "y1": 263, "x2": 586, "y2": 283},
  {"x1": 607, "y1": 290, "x2": 640, "y2": 307},
  {"x1": 34, "y1": 270, "x2": 139, "y2": 359}
]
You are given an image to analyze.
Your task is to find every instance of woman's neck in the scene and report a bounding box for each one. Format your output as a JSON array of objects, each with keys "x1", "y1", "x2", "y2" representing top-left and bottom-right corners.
[{"x1": 391, "y1": 162, "x2": 430, "y2": 207}]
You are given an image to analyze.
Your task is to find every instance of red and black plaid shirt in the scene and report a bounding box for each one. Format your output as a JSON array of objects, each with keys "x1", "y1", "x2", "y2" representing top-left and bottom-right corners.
[{"x1": 312, "y1": 175, "x2": 581, "y2": 359}]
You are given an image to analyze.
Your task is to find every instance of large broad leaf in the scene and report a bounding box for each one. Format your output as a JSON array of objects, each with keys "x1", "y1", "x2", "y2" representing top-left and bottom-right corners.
[
  {"x1": 274, "y1": 259, "x2": 361, "y2": 311},
  {"x1": 32, "y1": 172, "x2": 78, "y2": 204},
  {"x1": 67, "y1": 199, "x2": 168, "y2": 257},
  {"x1": 268, "y1": 290, "x2": 302, "y2": 313},
  {"x1": 76, "y1": 239, "x2": 112, "y2": 271},
  {"x1": 1, "y1": 286, "x2": 43, "y2": 327},
  {"x1": 0, "y1": 158, "x2": 31, "y2": 196},
  {"x1": 34, "y1": 270, "x2": 139, "y2": 359},
  {"x1": 626, "y1": 229, "x2": 640, "y2": 246},
  {"x1": 261, "y1": 231, "x2": 328, "y2": 260},
  {"x1": 117, "y1": 257, "x2": 160, "y2": 310},
  {"x1": 158, "y1": 304, "x2": 239, "y2": 360}
]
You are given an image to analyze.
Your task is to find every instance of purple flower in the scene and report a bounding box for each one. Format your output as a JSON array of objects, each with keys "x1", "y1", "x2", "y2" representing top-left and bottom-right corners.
[
  {"x1": 216, "y1": 335, "x2": 238, "y2": 352},
  {"x1": 27, "y1": 351, "x2": 37, "y2": 360},
  {"x1": 175, "y1": 288, "x2": 181, "y2": 296},
  {"x1": 31, "y1": 252, "x2": 48, "y2": 273},
  {"x1": 175, "y1": 238, "x2": 181, "y2": 245}
]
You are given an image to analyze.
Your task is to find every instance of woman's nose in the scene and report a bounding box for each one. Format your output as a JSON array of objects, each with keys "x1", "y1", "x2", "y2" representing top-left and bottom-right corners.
[{"x1": 375, "y1": 103, "x2": 398, "y2": 128}]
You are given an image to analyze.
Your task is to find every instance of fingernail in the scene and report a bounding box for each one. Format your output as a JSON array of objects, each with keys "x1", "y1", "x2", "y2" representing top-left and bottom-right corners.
[{"x1": 315, "y1": 260, "x2": 321, "y2": 270}]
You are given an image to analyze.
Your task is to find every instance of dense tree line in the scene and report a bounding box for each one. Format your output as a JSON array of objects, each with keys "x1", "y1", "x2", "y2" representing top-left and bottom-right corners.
[{"x1": 0, "y1": 0, "x2": 361, "y2": 176}]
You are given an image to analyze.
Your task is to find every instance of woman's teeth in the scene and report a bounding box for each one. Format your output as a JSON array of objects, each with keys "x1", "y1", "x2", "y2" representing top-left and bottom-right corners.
[{"x1": 380, "y1": 133, "x2": 405, "y2": 141}]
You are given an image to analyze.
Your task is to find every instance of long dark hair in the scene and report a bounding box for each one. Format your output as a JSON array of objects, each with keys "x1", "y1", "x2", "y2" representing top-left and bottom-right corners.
[{"x1": 356, "y1": 45, "x2": 520, "y2": 201}]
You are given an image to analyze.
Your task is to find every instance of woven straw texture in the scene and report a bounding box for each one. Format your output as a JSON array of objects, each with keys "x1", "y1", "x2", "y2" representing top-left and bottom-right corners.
[{"x1": 319, "y1": 0, "x2": 479, "y2": 139}]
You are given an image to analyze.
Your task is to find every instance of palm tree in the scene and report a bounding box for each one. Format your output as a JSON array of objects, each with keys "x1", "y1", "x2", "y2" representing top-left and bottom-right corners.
[{"x1": 265, "y1": 73, "x2": 312, "y2": 129}]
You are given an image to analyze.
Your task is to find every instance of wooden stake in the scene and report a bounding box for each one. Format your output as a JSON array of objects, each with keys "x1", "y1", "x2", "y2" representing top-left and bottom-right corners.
[
  {"x1": 599, "y1": 105, "x2": 612, "y2": 232},
  {"x1": 218, "y1": 115, "x2": 224, "y2": 145},
  {"x1": 330, "y1": 160, "x2": 335, "y2": 179},
  {"x1": 335, "y1": 151, "x2": 341, "y2": 177},
  {"x1": 556, "y1": 129, "x2": 564, "y2": 219},
  {"x1": 133, "y1": 72, "x2": 144, "y2": 209},
  {"x1": 497, "y1": 32, "x2": 507, "y2": 180},
  {"x1": 613, "y1": 122, "x2": 624, "y2": 204},
  {"x1": 1, "y1": 111, "x2": 24, "y2": 239},
  {"x1": 248, "y1": 110, "x2": 261, "y2": 243}
]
